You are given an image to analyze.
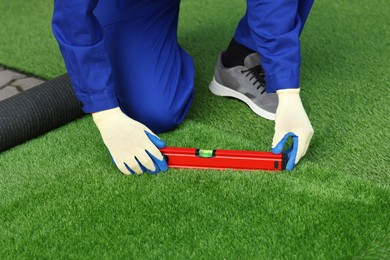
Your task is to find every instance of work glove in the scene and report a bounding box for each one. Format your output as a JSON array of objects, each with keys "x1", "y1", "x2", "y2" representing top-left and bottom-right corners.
[
  {"x1": 272, "y1": 88, "x2": 314, "y2": 170},
  {"x1": 92, "y1": 107, "x2": 168, "y2": 175}
]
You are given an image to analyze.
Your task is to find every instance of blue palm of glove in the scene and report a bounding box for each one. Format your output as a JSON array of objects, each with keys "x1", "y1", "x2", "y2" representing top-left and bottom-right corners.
[
  {"x1": 121, "y1": 131, "x2": 168, "y2": 175},
  {"x1": 272, "y1": 132, "x2": 298, "y2": 171}
]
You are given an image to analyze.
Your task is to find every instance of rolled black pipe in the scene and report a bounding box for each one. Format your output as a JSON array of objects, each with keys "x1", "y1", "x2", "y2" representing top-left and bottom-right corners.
[{"x1": 0, "y1": 74, "x2": 85, "y2": 152}]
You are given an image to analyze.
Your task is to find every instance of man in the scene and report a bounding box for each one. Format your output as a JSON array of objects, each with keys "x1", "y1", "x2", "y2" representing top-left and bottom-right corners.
[{"x1": 52, "y1": 0, "x2": 314, "y2": 174}]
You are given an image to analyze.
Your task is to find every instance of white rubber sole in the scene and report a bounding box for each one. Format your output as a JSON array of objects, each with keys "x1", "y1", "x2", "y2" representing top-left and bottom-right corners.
[{"x1": 209, "y1": 77, "x2": 275, "y2": 121}]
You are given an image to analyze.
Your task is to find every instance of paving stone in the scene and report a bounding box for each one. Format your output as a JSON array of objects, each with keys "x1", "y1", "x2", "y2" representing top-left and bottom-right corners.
[
  {"x1": 0, "y1": 86, "x2": 20, "y2": 101},
  {"x1": 0, "y1": 70, "x2": 25, "y2": 88},
  {"x1": 11, "y1": 77, "x2": 45, "y2": 91}
]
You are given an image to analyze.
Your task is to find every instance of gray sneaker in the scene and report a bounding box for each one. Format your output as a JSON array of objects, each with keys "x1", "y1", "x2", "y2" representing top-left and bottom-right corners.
[{"x1": 209, "y1": 52, "x2": 278, "y2": 120}]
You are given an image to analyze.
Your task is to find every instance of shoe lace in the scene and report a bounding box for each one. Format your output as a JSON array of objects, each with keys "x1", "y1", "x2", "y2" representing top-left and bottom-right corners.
[{"x1": 241, "y1": 65, "x2": 266, "y2": 94}]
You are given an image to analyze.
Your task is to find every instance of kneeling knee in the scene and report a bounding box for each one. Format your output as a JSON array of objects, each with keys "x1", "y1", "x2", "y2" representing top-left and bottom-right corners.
[{"x1": 121, "y1": 99, "x2": 192, "y2": 134}]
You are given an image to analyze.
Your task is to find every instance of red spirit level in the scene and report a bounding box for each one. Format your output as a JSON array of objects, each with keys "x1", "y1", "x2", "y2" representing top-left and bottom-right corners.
[{"x1": 159, "y1": 147, "x2": 287, "y2": 171}]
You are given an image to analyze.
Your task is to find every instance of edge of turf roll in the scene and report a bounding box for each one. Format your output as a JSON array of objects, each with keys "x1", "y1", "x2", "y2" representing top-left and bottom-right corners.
[{"x1": 0, "y1": 74, "x2": 85, "y2": 152}]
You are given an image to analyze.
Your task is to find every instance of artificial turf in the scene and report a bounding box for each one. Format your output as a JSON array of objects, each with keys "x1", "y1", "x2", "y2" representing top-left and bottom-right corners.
[{"x1": 0, "y1": 0, "x2": 389, "y2": 258}]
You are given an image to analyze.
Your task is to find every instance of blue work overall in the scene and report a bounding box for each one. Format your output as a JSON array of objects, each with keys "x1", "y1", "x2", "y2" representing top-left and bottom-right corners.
[{"x1": 52, "y1": 0, "x2": 314, "y2": 133}]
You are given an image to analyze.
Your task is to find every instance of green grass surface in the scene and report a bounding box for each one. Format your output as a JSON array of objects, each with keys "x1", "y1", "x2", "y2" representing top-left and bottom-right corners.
[{"x1": 1, "y1": 0, "x2": 389, "y2": 258}]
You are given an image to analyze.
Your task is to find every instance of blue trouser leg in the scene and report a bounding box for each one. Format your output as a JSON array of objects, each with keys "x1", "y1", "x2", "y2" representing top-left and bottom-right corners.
[
  {"x1": 234, "y1": 0, "x2": 314, "y2": 92},
  {"x1": 235, "y1": 0, "x2": 314, "y2": 51},
  {"x1": 94, "y1": 0, "x2": 194, "y2": 133}
]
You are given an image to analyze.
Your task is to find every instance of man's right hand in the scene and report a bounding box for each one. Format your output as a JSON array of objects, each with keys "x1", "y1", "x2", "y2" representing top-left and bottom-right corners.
[{"x1": 92, "y1": 107, "x2": 168, "y2": 175}]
